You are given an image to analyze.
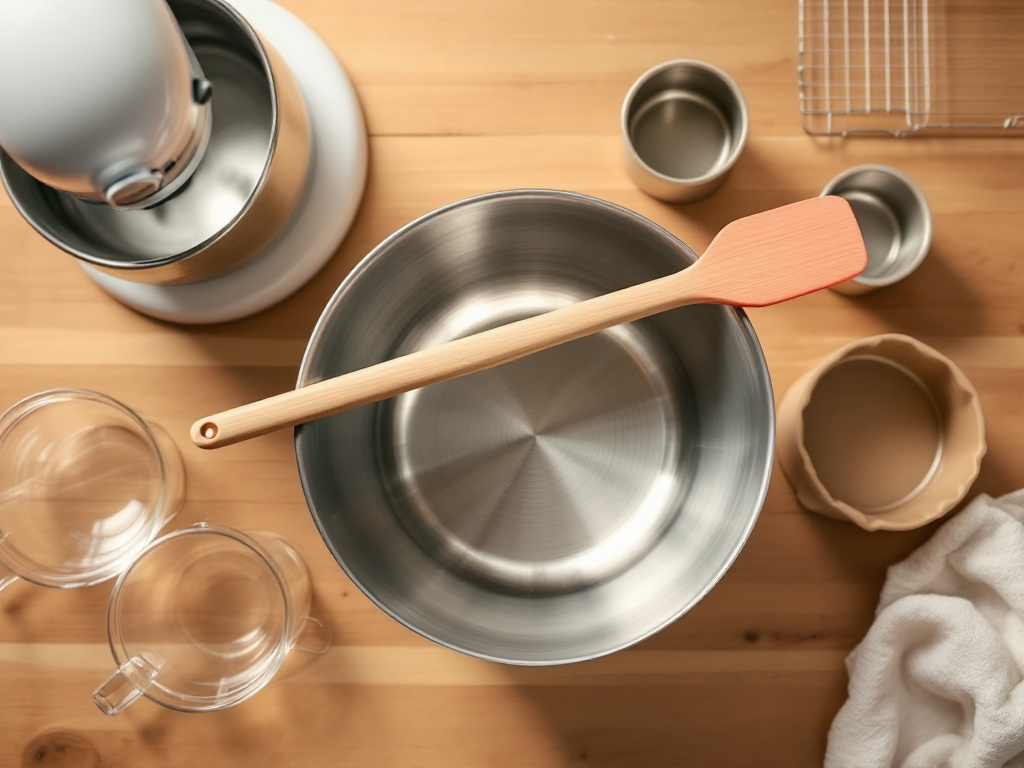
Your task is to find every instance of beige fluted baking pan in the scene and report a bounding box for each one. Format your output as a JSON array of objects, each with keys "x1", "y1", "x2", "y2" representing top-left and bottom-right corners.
[{"x1": 777, "y1": 334, "x2": 985, "y2": 531}]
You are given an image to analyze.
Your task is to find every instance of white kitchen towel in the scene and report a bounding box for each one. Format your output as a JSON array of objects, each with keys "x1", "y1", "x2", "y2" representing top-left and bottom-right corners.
[{"x1": 826, "y1": 489, "x2": 1024, "y2": 768}]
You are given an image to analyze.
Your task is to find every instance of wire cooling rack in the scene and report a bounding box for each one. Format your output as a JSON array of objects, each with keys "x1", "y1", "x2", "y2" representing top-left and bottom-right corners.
[{"x1": 798, "y1": 0, "x2": 1024, "y2": 136}]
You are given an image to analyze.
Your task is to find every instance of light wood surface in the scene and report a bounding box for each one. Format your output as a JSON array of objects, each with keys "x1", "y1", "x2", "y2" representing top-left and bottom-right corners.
[
  {"x1": 192, "y1": 197, "x2": 866, "y2": 448},
  {"x1": 2, "y1": 0, "x2": 1024, "y2": 766}
]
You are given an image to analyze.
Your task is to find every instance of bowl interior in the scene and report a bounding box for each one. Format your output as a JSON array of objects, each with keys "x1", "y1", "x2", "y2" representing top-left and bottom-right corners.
[{"x1": 296, "y1": 190, "x2": 774, "y2": 664}]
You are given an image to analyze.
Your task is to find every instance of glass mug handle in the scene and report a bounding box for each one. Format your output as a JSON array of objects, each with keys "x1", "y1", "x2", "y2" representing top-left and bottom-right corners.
[
  {"x1": 94, "y1": 652, "x2": 165, "y2": 715},
  {"x1": 0, "y1": 535, "x2": 17, "y2": 592},
  {"x1": 293, "y1": 617, "x2": 332, "y2": 654},
  {"x1": 0, "y1": 562, "x2": 16, "y2": 593}
]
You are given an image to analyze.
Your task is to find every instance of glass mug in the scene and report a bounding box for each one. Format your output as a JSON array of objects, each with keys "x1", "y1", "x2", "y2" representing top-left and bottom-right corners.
[
  {"x1": 0, "y1": 389, "x2": 184, "y2": 591},
  {"x1": 94, "y1": 524, "x2": 331, "y2": 714}
]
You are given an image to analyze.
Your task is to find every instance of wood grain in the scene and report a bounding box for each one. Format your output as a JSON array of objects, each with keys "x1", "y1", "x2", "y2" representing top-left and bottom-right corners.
[{"x1": 2, "y1": 0, "x2": 1024, "y2": 765}]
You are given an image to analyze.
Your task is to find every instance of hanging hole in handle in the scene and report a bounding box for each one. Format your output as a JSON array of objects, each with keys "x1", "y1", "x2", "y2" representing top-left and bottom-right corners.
[
  {"x1": 93, "y1": 652, "x2": 164, "y2": 716},
  {"x1": 292, "y1": 617, "x2": 332, "y2": 654}
]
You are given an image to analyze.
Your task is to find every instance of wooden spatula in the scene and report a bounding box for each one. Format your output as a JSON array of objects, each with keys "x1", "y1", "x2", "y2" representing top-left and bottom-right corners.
[{"x1": 192, "y1": 196, "x2": 866, "y2": 449}]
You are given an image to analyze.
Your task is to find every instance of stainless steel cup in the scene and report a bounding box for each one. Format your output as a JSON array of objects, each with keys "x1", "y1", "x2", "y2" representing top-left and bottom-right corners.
[
  {"x1": 622, "y1": 60, "x2": 748, "y2": 203},
  {"x1": 820, "y1": 165, "x2": 932, "y2": 295}
]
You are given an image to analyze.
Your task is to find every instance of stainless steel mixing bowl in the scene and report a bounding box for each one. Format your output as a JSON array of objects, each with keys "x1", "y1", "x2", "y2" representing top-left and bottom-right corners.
[{"x1": 296, "y1": 190, "x2": 774, "y2": 664}]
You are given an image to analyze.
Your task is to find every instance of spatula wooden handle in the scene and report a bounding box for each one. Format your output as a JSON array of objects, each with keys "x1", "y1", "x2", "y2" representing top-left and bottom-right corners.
[{"x1": 191, "y1": 272, "x2": 695, "y2": 448}]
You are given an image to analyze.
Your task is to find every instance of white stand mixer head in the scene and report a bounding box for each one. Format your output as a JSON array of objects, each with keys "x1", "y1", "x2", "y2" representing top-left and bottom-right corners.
[{"x1": 0, "y1": 0, "x2": 211, "y2": 208}]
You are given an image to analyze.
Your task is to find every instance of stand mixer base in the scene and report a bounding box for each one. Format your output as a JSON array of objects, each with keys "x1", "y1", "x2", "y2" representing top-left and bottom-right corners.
[{"x1": 82, "y1": 0, "x2": 368, "y2": 324}]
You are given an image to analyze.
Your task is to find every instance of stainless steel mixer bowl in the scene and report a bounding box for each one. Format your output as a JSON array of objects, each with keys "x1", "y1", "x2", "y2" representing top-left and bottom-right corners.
[
  {"x1": 296, "y1": 190, "x2": 774, "y2": 664},
  {"x1": 0, "y1": 0, "x2": 309, "y2": 285}
]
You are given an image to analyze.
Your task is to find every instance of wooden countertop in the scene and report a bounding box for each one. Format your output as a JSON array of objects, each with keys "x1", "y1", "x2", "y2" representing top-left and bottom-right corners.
[{"x1": 3, "y1": 1, "x2": 1024, "y2": 765}]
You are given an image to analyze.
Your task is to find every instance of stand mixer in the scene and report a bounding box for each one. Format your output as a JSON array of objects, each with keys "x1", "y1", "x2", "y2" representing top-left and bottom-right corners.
[{"x1": 0, "y1": 0, "x2": 366, "y2": 323}]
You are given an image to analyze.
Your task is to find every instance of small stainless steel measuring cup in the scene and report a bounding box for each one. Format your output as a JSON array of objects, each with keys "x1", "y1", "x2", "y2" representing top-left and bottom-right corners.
[
  {"x1": 820, "y1": 165, "x2": 932, "y2": 294},
  {"x1": 622, "y1": 59, "x2": 748, "y2": 202}
]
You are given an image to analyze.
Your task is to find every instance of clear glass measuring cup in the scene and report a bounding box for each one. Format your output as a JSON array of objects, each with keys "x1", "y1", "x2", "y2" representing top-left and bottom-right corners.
[
  {"x1": 0, "y1": 389, "x2": 184, "y2": 592},
  {"x1": 94, "y1": 524, "x2": 331, "y2": 714}
]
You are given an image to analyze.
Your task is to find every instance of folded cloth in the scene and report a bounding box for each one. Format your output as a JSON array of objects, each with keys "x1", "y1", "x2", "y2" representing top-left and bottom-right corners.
[{"x1": 826, "y1": 489, "x2": 1024, "y2": 768}]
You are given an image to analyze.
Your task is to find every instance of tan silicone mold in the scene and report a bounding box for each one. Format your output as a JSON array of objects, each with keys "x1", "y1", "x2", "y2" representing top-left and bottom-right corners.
[{"x1": 776, "y1": 334, "x2": 986, "y2": 531}]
